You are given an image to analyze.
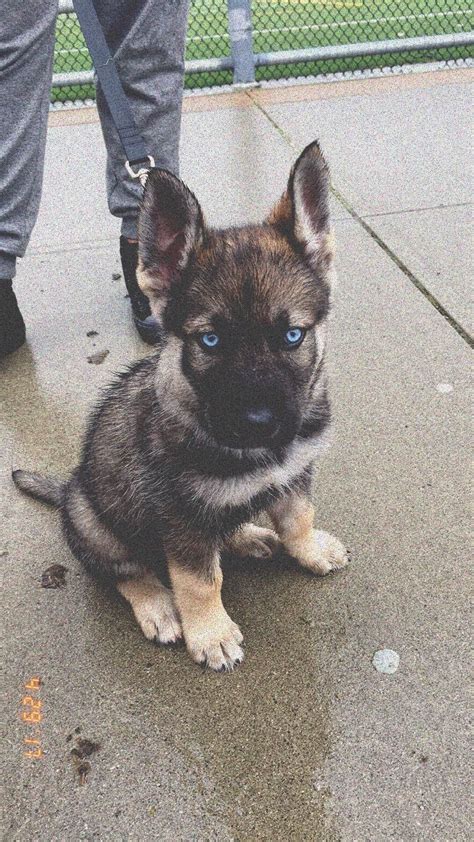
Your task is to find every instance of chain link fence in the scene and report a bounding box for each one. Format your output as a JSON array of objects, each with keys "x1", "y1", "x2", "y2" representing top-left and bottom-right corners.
[
  {"x1": 251, "y1": 0, "x2": 473, "y2": 81},
  {"x1": 52, "y1": 0, "x2": 473, "y2": 104}
]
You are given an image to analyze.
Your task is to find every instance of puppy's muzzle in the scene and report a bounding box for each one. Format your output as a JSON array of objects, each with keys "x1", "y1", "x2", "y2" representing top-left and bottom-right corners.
[{"x1": 208, "y1": 375, "x2": 300, "y2": 449}]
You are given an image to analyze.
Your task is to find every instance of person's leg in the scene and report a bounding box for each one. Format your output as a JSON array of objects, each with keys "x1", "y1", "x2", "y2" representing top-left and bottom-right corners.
[
  {"x1": 94, "y1": 0, "x2": 189, "y2": 343},
  {"x1": 0, "y1": 1, "x2": 57, "y2": 356}
]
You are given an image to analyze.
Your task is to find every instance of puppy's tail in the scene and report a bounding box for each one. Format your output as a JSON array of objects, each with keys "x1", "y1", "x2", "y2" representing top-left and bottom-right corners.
[{"x1": 12, "y1": 469, "x2": 64, "y2": 508}]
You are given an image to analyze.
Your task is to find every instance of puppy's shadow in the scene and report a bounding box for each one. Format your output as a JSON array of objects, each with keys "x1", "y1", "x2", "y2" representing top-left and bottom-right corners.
[{"x1": 77, "y1": 544, "x2": 344, "y2": 838}]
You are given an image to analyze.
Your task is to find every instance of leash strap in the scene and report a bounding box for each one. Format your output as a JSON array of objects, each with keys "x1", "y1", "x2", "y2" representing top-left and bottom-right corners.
[{"x1": 72, "y1": 0, "x2": 154, "y2": 181}]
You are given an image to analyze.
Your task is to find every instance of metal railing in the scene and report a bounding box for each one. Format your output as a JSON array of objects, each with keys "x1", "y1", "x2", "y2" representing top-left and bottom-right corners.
[{"x1": 53, "y1": 0, "x2": 474, "y2": 100}]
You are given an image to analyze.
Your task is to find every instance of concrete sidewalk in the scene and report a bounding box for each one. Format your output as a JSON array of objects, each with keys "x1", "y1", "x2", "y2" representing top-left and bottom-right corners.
[{"x1": 1, "y1": 69, "x2": 472, "y2": 841}]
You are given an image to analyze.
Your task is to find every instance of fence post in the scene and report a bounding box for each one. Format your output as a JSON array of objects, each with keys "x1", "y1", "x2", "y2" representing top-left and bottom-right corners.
[{"x1": 227, "y1": 0, "x2": 256, "y2": 84}]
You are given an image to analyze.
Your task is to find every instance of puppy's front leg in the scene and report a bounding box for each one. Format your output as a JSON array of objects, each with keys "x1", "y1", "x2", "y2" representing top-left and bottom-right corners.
[
  {"x1": 167, "y1": 536, "x2": 243, "y2": 671},
  {"x1": 269, "y1": 494, "x2": 349, "y2": 576}
]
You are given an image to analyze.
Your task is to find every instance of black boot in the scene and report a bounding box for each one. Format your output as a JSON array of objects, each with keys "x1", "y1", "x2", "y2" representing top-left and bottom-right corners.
[
  {"x1": 0, "y1": 280, "x2": 26, "y2": 357},
  {"x1": 120, "y1": 237, "x2": 161, "y2": 345}
]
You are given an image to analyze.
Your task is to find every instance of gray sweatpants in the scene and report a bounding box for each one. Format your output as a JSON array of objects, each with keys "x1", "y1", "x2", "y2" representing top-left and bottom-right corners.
[{"x1": 0, "y1": 0, "x2": 189, "y2": 279}]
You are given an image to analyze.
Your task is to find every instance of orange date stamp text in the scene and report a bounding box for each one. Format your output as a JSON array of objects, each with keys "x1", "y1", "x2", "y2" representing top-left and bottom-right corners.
[{"x1": 21, "y1": 677, "x2": 43, "y2": 759}]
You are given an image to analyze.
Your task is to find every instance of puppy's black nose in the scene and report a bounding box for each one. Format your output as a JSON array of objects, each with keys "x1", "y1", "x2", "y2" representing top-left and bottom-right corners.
[
  {"x1": 245, "y1": 407, "x2": 274, "y2": 427},
  {"x1": 239, "y1": 406, "x2": 280, "y2": 445}
]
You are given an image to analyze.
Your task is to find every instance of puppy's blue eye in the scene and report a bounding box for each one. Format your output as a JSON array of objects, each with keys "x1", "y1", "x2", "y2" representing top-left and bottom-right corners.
[
  {"x1": 284, "y1": 327, "x2": 305, "y2": 347},
  {"x1": 199, "y1": 332, "x2": 220, "y2": 349}
]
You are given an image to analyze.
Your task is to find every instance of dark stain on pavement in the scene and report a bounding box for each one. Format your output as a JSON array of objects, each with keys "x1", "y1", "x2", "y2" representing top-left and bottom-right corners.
[
  {"x1": 41, "y1": 563, "x2": 68, "y2": 589},
  {"x1": 70, "y1": 736, "x2": 101, "y2": 785}
]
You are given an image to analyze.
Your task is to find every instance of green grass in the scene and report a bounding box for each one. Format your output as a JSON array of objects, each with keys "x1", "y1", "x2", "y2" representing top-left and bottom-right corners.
[{"x1": 53, "y1": 0, "x2": 473, "y2": 102}]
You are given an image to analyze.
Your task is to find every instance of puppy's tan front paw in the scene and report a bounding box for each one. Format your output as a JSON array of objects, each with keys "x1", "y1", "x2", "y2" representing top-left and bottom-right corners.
[
  {"x1": 228, "y1": 523, "x2": 281, "y2": 559},
  {"x1": 133, "y1": 590, "x2": 183, "y2": 645},
  {"x1": 295, "y1": 530, "x2": 350, "y2": 576},
  {"x1": 184, "y1": 611, "x2": 244, "y2": 672},
  {"x1": 118, "y1": 575, "x2": 183, "y2": 645}
]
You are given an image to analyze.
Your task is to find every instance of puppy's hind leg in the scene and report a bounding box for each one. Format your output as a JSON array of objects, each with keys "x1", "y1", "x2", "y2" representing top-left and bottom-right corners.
[
  {"x1": 117, "y1": 573, "x2": 183, "y2": 645},
  {"x1": 64, "y1": 482, "x2": 182, "y2": 645},
  {"x1": 225, "y1": 523, "x2": 281, "y2": 560}
]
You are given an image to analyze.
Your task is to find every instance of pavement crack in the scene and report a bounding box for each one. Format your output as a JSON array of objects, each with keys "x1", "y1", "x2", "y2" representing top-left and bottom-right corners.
[
  {"x1": 357, "y1": 200, "x2": 472, "y2": 219},
  {"x1": 329, "y1": 185, "x2": 473, "y2": 348},
  {"x1": 247, "y1": 92, "x2": 294, "y2": 147},
  {"x1": 249, "y1": 92, "x2": 473, "y2": 349}
]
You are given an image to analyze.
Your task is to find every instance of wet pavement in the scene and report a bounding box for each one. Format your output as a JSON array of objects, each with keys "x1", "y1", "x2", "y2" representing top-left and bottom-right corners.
[{"x1": 1, "y1": 69, "x2": 471, "y2": 841}]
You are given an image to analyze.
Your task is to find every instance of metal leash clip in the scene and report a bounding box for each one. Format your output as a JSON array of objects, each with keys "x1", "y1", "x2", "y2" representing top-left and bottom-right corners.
[{"x1": 125, "y1": 155, "x2": 155, "y2": 187}]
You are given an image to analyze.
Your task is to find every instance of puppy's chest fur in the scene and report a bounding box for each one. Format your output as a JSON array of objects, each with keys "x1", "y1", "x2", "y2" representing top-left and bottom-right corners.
[
  {"x1": 171, "y1": 434, "x2": 326, "y2": 514},
  {"x1": 80, "y1": 355, "x2": 330, "y2": 540}
]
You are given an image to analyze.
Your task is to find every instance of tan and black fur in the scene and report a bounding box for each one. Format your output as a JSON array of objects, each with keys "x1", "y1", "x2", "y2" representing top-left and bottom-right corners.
[{"x1": 13, "y1": 142, "x2": 349, "y2": 671}]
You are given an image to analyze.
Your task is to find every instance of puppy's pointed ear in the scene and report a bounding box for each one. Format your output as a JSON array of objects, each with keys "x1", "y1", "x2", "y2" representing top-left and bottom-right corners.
[
  {"x1": 138, "y1": 169, "x2": 204, "y2": 310},
  {"x1": 268, "y1": 141, "x2": 333, "y2": 273}
]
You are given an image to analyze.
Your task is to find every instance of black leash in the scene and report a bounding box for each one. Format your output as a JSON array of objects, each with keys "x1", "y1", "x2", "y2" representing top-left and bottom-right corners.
[{"x1": 72, "y1": 0, "x2": 154, "y2": 183}]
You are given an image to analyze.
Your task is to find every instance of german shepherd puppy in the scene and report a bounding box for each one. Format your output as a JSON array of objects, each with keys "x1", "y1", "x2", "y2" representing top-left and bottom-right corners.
[{"x1": 13, "y1": 141, "x2": 348, "y2": 671}]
